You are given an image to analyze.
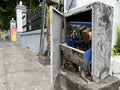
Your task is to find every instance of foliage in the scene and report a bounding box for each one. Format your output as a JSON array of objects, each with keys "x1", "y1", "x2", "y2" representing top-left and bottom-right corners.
[
  {"x1": 0, "y1": 0, "x2": 16, "y2": 30},
  {"x1": 112, "y1": 24, "x2": 120, "y2": 57},
  {"x1": 116, "y1": 24, "x2": 120, "y2": 46},
  {"x1": 0, "y1": 0, "x2": 39, "y2": 30},
  {"x1": 112, "y1": 47, "x2": 120, "y2": 57}
]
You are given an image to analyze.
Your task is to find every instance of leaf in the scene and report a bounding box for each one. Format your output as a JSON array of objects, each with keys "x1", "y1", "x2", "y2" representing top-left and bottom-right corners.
[{"x1": 0, "y1": 7, "x2": 7, "y2": 12}]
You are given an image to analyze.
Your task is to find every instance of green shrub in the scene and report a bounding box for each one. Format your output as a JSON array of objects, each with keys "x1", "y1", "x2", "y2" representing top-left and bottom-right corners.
[
  {"x1": 112, "y1": 47, "x2": 120, "y2": 57},
  {"x1": 112, "y1": 24, "x2": 120, "y2": 57}
]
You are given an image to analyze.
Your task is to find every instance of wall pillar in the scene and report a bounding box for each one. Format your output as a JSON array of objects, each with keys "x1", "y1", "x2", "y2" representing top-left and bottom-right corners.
[
  {"x1": 16, "y1": 1, "x2": 27, "y2": 44},
  {"x1": 10, "y1": 18, "x2": 17, "y2": 42}
]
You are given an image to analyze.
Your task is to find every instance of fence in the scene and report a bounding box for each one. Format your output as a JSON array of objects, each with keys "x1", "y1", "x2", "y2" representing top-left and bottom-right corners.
[{"x1": 23, "y1": 6, "x2": 42, "y2": 32}]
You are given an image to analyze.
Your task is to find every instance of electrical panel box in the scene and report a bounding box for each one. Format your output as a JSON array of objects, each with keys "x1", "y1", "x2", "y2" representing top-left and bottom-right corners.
[{"x1": 50, "y1": 2, "x2": 113, "y2": 82}]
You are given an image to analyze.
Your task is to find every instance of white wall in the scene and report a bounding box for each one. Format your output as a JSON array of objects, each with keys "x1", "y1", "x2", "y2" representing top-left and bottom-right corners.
[
  {"x1": 76, "y1": 0, "x2": 95, "y2": 7},
  {"x1": 112, "y1": 0, "x2": 120, "y2": 47},
  {"x1": 76, "y1": 0, "x2": 115, "y2": 7}
]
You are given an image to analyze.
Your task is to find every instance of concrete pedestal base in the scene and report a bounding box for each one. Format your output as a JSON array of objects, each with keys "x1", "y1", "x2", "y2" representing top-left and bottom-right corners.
[
  {"x1": 54, "y1": 68, "x2": 120, "y2": 90},
  {"x1": 38, "y1": 56, "x2": 50, "y2": 66}
]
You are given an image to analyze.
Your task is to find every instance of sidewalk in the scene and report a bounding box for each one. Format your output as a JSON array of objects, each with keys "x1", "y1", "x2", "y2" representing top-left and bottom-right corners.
[{"x1": 0, "y1": 40, "x2": 52, "y2": 90}]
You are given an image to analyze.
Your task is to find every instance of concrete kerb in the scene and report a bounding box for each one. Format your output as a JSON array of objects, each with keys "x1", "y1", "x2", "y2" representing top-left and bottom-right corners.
[{"x1": 54, "y1": 68, "x2": 120, "y2": 90}]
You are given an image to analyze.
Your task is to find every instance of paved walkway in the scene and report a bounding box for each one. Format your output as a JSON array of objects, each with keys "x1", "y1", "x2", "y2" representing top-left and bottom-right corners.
[{"x1": 0, "y1": 40, "x2": 52, "y2": 90}]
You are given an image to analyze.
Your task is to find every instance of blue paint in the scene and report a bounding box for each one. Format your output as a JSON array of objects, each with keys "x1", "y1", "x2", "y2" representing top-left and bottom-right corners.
[
  {"x1": 84, "y1": 48, "x2": 92, "y2": 64},
  {"x1": 64, "y1": 39, "x2": 75, "y2": 48}
]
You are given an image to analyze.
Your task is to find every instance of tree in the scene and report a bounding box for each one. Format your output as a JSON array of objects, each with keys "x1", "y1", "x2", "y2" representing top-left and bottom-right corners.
[
  {"x1": 0, "y1": 0, "x2": 39, "y2": 30},
  {"x1": 0, "y1": 0, "x2": 17, "y2": 30}
]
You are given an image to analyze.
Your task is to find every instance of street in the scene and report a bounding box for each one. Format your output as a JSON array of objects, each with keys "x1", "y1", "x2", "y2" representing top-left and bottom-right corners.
[{"x1": 0, "y1": 39, "x2": 52, "y2": 90}]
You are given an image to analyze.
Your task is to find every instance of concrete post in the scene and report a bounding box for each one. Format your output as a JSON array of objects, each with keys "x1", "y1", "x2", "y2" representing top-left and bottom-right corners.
[
  {"x1": 10, "y1": 18, "x2": 16, "y2": 28},
  {"x1": 16, "y1": 1, "x2": 27, "y2": 44},
  {"x1": 10, "y1": 18, "x2": 17, "y2": 41}
]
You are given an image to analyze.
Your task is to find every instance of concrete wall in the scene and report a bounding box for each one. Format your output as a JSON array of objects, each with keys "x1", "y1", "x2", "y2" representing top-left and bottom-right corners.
[
  {"x1": 64, "y1": 0, "x2": 76, "y2": 11},
  {"x1": 20, "y1": 30, "x2": 47, "y2": 52}
]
